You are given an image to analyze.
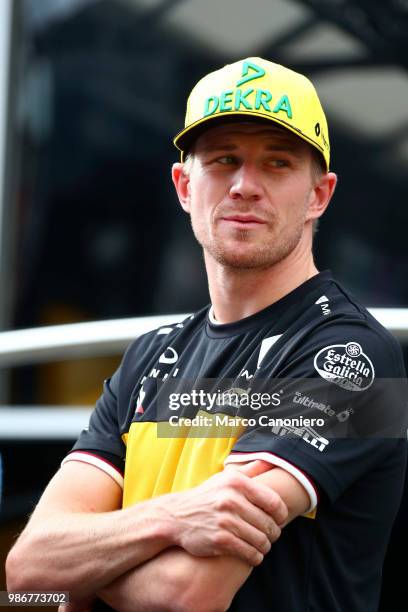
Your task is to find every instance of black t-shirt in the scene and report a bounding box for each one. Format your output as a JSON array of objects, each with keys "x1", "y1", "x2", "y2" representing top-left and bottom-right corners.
[{"x1": 68, "y1": 271, "x2": 407, "y2": 612}]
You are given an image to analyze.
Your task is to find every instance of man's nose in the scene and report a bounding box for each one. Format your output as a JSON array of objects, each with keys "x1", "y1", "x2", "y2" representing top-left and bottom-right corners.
[{"x1": 229, "y1": 164, "x2": 263, "y2": 201}]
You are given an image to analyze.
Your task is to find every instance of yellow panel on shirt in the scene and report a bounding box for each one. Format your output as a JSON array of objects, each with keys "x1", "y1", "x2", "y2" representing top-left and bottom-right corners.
[
  {"x1": 121, "y1": 409, "x2": 316, "y2": 520},
  {"x1": 121, "y1": 410, "x2": 244, "y2": 508}
]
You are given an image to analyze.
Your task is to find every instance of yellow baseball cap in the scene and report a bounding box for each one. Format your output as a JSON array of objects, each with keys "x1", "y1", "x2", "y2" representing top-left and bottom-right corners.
[{"x1": 174, "y1": 57, "x2": 330, "y2": 171}]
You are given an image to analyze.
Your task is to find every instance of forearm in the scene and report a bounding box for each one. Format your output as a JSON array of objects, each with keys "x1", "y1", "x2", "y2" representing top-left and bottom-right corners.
[
  {"x1": 98, "y1": 547, "x2": 252, "y2": 612},
  {"x1": 98, "y1": 550, "x2": 182, "y2": 612},
  {"x1": 98, "y1": 464, "x2": 309, "y2": 611},
  {"x1": 6, "y1": 500, "x2": 175, "y2": 599},
  {"x1": 7, "y1": 459, "x2": 289, "y2": 606}
]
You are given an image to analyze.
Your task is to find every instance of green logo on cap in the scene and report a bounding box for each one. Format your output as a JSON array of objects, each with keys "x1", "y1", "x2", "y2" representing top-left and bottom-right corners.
[
  {"x1": 203, "y1": 59, "x2": 292, "y2": 120},
  {"x1": 236, "y1": 60, "x2": 265, "y2": 87},
  {"x1": 203, "y1": 90, "x2": 292, "y2": 119}
]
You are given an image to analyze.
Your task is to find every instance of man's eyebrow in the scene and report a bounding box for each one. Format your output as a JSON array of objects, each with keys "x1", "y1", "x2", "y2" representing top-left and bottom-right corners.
[
  {"x1": 199, "y1": 143, "x2": 238, "y2": 153},
  {"x1": 265, "y1": 142, "x2": 304, "y2": 155},
  {"x1": 198, "y1": 140, "x2": 304, "y2": 155}
]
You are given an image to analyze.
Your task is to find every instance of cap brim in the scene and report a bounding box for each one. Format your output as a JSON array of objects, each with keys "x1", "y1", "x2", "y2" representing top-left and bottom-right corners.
[{"x1": 174, "y1": 111, "x2": 328, "y2": 170}]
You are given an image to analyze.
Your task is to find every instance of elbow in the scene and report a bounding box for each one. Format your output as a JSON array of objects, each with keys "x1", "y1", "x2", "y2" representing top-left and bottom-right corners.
[
  {"x1": 5, "y1": 544, "x2": 34, "y2": 592},
  {"x1": 6, "y1": 536, "x2": 64, "y2": 593},
  {"x1": 5, "y1": 547, "x2": 18, "y2": 591}
]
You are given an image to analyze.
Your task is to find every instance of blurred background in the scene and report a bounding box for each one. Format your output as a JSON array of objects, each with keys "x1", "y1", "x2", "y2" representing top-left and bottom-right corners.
[{"x1": 0, "y1": 0, "x2": 407, "y2": 608}]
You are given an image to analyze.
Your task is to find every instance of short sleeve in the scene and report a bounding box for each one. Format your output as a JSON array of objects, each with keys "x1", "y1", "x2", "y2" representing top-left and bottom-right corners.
[
  {"x1": 62, "y1": 367, "x2": 126, "y2": 487},
  {"x1": 225, "y1": 320, "x2": 408, "y2": 505}
]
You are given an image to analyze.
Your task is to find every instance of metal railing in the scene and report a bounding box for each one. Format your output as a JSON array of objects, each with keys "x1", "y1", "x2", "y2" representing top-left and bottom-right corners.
[
  {"x1": 0, "y1": 310, "x2": 407, "y2": 440},
  {"x1": 0, "y1": 314, "x2": 189, "y2": 366},
  {"x1": 0, "y1": 309, "x2": 407, "y2": 367},
  {"x1": 0, "y1": 407, "x2": 92, "y2": 439},
  {"x1": 0, "y1": 314, "x2": 189, "y2": 440}
]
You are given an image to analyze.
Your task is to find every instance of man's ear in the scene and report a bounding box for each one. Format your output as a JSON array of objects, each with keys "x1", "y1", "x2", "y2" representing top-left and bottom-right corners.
[
  {"x1": 306, "y1": 172, "x2": 337, "y2": 222},
  {"x1": 172, "y1": 162, "x2": 191, "y2": 213}
]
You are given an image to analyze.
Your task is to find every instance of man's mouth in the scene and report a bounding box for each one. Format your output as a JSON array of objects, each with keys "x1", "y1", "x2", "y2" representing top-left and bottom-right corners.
[{"x1": 220, "y1": 215, "x2": 267, "y2": 227}]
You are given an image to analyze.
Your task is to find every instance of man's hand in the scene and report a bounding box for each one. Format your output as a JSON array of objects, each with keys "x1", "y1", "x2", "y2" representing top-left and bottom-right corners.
[
  {"x1": 58, "y1": 595, "x2": 95, "y2": 612},
  {"x1": 161, "y1": 460, "x2": 288, "y2": 566},
  {"x1": 96, "y1": 461, "x2": 307, "y2": 612}
]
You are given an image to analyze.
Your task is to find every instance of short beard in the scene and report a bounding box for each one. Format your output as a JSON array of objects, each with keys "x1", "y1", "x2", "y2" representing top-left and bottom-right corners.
[{"x1": 192, "y1": 215, "x2": 306, "y2": 271}]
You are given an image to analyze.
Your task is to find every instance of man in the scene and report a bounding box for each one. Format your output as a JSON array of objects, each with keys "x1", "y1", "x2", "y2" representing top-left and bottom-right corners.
[{"x1": 6, "y1": 57, "x2": 407, "y2": 611}]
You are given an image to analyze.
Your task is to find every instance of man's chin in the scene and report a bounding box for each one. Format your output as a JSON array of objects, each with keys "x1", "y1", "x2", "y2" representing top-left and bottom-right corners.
[{"x1": 211, "y1": 248, "x2": 279, "y2": 270}]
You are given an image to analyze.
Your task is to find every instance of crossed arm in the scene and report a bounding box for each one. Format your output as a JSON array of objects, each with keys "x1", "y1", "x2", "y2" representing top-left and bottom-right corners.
[{"x1": 6, "y1": 459, "x2": 310, "y2": 611}]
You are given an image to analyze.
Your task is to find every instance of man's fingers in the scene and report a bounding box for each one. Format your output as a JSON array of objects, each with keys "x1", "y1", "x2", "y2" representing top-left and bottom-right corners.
[
  {"x1": 233, "y1": 460, "x2": 272, "y2": 478},
  {"x1": 225, "y1": 514, "x2": 279, "y2": 553},
  {"x1": 230, "y1": 495, "x2": 283, "y2": 539},
  {"x1": 213, "y1": 532, "x2": 265, "y2": 567},
  {"x1": 242, "y1": 478, "x2": 288, "y2": 525},
  {"x1": 222, "y1": 462, "x2": 289, "y2": 525}
]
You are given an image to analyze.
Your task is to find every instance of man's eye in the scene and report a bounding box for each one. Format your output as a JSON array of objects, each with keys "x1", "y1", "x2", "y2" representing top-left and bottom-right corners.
[
  {"x1": 216, "y1": 156, "x2": 236, "y2": 165},
  {"x1": 268, "y1": 159, "x2": 289, "y2": 168}
]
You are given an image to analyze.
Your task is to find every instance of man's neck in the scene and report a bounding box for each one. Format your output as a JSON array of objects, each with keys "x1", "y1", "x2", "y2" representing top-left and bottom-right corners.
[{"x1": 206, "y1": 248, "x2": 319, "y2": 325}]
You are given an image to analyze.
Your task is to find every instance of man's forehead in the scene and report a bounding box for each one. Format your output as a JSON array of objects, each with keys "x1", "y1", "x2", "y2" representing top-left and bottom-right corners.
[{"x1": 195, "y1": 121, "x2": 306, "y2": 150}]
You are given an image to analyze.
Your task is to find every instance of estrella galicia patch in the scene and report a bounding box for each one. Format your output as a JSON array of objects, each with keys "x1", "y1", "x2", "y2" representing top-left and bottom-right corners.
[{"x1": 314, "y1": 342, "x2": 375, "y2": 392}]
